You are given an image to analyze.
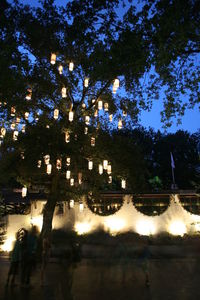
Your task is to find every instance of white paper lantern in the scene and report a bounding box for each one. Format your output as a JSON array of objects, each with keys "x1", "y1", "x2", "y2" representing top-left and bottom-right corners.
[
  {"x1": 84, "y1": 78, "x2": 89, "y2": 87},
  {"x1": 22, "y1": 187, "x2": 27, "y2": 198},
  {"x1": 104, "y1": 103, "x2": 109, "y2": 111},
  {"x1": 94, "y1": 110, "x2": 98, "y2": 117},
  {"x1": 66, "y1": 170, "x2": 71, "y2": 179},
  {"x1": 66, "y1": 157, "x2": 71, "y2": 166},
  {"x1": 25, "y1": 112, "x2": 29, "y2": 120},
  {"x1": 11, "y1": 107, "x2": 16, "y2": 116},
  {"x1": 109, "y1": 114, "x2": 113, "y2": 122},
  {"x1": 70, "y1": 178, "x2": 74, "y2": 186},
  {"x1": 50, "y1": 53, "x2": 56, "y2": 64},
  {"x1": 107, "y1": 165, "x2": 112, "y2": 174},
  {"x1": 65, "y1": 131, "x2": 70, "y2": 143},
  {"x1": 47, "y1": 164, "x2": 52, "y2": 175},
  {"x1": 118, "y1": 119, "x2": 122, "y2": 130},
  {"x1": 56, "y1": 159, "x2": 62, "y2": 170},
  {"x1": 69, "y1": 62, "x2": 74, "y2": 71},
  {"x1": 69, "y1": 111, "x2": 74, "y2": 122},
  {"x1": 84, "y1": 127, "x2": 88, "y2": 135},
  {"x1": 54, "y1": 109, "x2": 59, "y2": 120},
  {"x1": 61, "y1": 87, "x2": 67, "y2": 98},
  {"x1": 103, "y1": 160, "x2": 108, "y2": 170},
  {"x1": 121, "y1": 179, "x2": 126, "y2": 189},
  {"x1": 91, "y1": 137, "x2": 95, "y2": 147},
  {"x1": 85, "y1": 115, "x2": 90, "y2": 125},
  {"x1": 108, "y1": 176, "x2": 112, "y2": 184},
  {"x1": 0, "y1": 128, "x2": 6, "y2": 137},
  {"x1": 37, "y1": 160, "x2": 42, "y2": 168},
  {"x1": 22, "y1": 125, "x2": 26, "y2": 133},
  {"x1": 13, "y1": 130, "x2": 18, "y2": 141},
  {"x1": 99, "y1": 164, "x2": 103, "y2": 175},
  {"x1": 44, "y1": 154, "x2": 50, "y2": 165},
  {"x1": 79, "y1": 202, "x2": 84, "y2": 212},
  {"x1": 98, "y1": 100, "x2": 103, "y2": 110},
  {"x1": 26, "y1": 88, "x2": 32, "y2": 100},
  {"x1": 88, "y1": 160, "x2": 93, "y2": 170},
  {"x1": 58, "y1": 65, "x2": 63, "y2": 74},
  {"x1": 78, "y1": 172, "x2": 82, "y2": 184}
]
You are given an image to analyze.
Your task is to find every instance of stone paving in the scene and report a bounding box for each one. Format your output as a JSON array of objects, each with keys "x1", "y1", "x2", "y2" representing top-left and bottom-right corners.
[{"x1": 1, "y1": 257, "x2": 200, "y2": 300}]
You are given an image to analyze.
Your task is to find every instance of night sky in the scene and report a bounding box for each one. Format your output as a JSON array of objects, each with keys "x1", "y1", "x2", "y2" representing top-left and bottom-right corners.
[{"x1": 8, "y1": 0, "x2": 200, "y2": 133}]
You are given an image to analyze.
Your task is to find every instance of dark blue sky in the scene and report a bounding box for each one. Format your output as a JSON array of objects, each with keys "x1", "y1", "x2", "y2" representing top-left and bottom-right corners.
[{"x1": 11, "y1": 0, "x2": 200, "y2": 133}]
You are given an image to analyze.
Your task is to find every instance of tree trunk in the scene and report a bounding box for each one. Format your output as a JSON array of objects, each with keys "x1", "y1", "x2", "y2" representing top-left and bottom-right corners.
[{"x1": 41, "y1": 172, "x2": 60, "y2": 238}]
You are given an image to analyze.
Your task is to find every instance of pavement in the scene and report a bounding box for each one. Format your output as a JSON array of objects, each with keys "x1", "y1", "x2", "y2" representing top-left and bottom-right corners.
[{"x1": 1, "y1": 257, "x2": 200, "y2": 300}]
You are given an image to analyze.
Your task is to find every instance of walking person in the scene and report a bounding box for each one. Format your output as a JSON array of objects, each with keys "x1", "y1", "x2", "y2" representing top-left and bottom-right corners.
[{"x1": 6, "y1": 231, "x2": 21, "y2": 286}]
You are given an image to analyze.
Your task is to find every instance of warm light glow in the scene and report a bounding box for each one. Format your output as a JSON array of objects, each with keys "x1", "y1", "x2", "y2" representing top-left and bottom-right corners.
[
  {"x1": 108, "y1": 175, "x2": 112, "y2": 183},
  {"x1": 54, "y1": 109, "x2": 59, "y2": 120},
  {"x1": 104, "y1": 103, "x2": 109, "y2": 111},
  {"x1": 30, "y1": 216, "x2": 43, "y2": 231},
  {"x1": 16, "y1": 117, "x2": 21, "y2": 124},
  {"x1": 66, "y1": 170, "x2": 71, "y2": 179},
  {"x1": 98, "y1": 100, "x2": 103, "y2": 110},
  {"x1": 69, "y1": 62, "x2": 74, "y2": 71},
  {"x1": 109, "y1": 114, "x2": 113, "y2": 122},
  {"x1": 70, "y1": 178, "x2": 74, "y2": 186},
  {"x1": 168, "y1": 221, "x2": 186, "y2": 236},
  {"x1": 118, "y1": 119, "x2": 123, "y2": 129},
  {"x1": 84, "y1": 127, "x2": 88, "y2": 134},
  {"x1": 65, "y1": 131, "x2": 70, "y2": 143},
  {"x1": 62, "y1": 87, "x2": 67, "y2": 98},
  {"x1": 44, "y1": 154, "x2": 50, "y2": 165},
  {"x1": 104, "y1": 218, "x2": 125, "y2": 234},
  {"x1": 121, "y1": 179, "x2": 126, "y2": 189},
  {"x1": 22, "y1": 125, "x2": 26, "y2": 133},
  {"x1": 88, "y1": 160, "x2": 93, "y2": 170},
  {"x1": 78, "y1": 172, "x2": 82, "y2": 184},
  {"x1": 75, "y1": 222, "x2": 91, "y2": 235},
  {"x1": 84, "y1": 78, "x2": 89, "y2": 87},
  {"x1": 103, "y1": 160, "x2": 108, "y2": 170},
  {"x1": 99, "y1": 164, "x2": 103, "y2": 174},
  {"x1": 56, "y1": 159, "x2": 62, "y2": 170},
  {"x1": 94, "y1": 110, "x2": 98, "y2": 117},
  {"x1": 91, "y1": 137, "x2": 95, "y2": 146},
  {"x1": 85, "y1": 115, "x2": 90, "y2": 125},
  {"x1": 22, "y1": 187, "x2": 27, "y2": 198},
  {"x1": 50, "y1": 53, "x2": 56, "y2": 64},
  {"x1": 25, "y1": 112, "x2": 29, "y2": 120},
  {"x1": 26, "y1": 88, "x2": 32, "y2": 100},
  {"x1": 136, "y1": 220, "x2": 156, "y2": 236},
  {"x1": 11, "y1": 107, "x2": 16, "y2": 116},
  {"x1": 37, "y1": 160, "x2": 42, "y2": 168},
  {"x1": 47, "y1": 164, "x2": 52, "y2": 175},
  {"x1": 66, "y1": 157, "x2": 71, "y2": 166},
  {"x1": 1, "y1": 236, "x2": 15, "y2": 252},
  {"x1": 58, "y1": 65, "x2": 63, "y2": 74},
  {"x1": 13, "y1": 130, "x2": 18, "y2": 141},
  {"x1": 69, "y1": 111, "x2": 74, "y2": 122},
  {"x1": 107, "y1": 165, "x2": 112, "y2": 174},
  {"x1": 0, "y1": 127, "x2": 6, "y2": 137}
]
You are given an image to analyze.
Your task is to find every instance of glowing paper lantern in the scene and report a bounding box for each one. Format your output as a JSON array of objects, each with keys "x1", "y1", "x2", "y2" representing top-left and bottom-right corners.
[
  {"x1": 58, "y1": 65, "x2": 63, "y2": 74},
  {"x1": 13, "y1": 130, "x2": 18, "y2": 141},
  {"x1": 98, "y1": 100, "x2": 103, "y2": 110},
  {"x1": 25, "y1": 112, "x2": 29, "y2": 120},
  {"x1": 69, "y1": 62, "x2": 74, "y2": 71},
  {"x1": 54, "y1": 109, "x2": 59, "y2": 120},
  {"x1": 44, "y1": 155, "x2": 50, "y2": 165},
  {"x1": 107, "y1": 165, "x2": 112, "y2": 174},
  {"x1": 123, "y1": 110, "x2": 127, "y2": 116},
  {"x1": 11, "y1": 107, "x2": 16, "y2": 116},
  {"x1": 62, "y1": 87, "x2": 67, "y2": 98},
  {"x1": 88, "y1": 160, "x2": 93, "y2": 170},
  {"x1": 65, "y1": 131, "x2": 70, "y2": 143},
  {"x1": 91, "y1": 137, "x2": 95, "y2": 146},
  {"x1": 108, "y1": 176, "x2": 112, "y2": 183},
  {"x1": 92, "y1": 99, "x2": 96, "y2": 104},
  {"x1": 109, "y1": 114, "x2": 113, "y2": 122},
  {"x1": 85, "y1": 116, "x2": 90, "y2": 125},
  {"x1": 0, "y1": 128, "x2": 6, "y2": 137},
  {"x1": 84, "y1": 78, "x2": 89, "y2": 87},
  {"x1": 104, "y1": 103, "x2": 109, "y2": 111},
  {"x1": 94, "y1": 110, "x2": 98, "y2": 117},
  {"x1": 56, "y1": 159, "x2": 62, "y2": 170},
  {"x1": 50, "y1": 53, "x2": 56, "y2": 64},
  {"x1": 103, "y1": 160, "x2": 108, "y2": 170},
  {"x1": 113, "y1": 78, "x2": 120, "y2": 94},
  {"x1": 37, "y1": 160, "x2": 42, "y2": 168},
  {"x1": 66, "y1": 157, "x2": 71, "y2": 166},
  {"x1": 121, "y1": 179, "x2": 126, "y2": 189},
  {"x1": 82, "y1": 103, "x2": 86, "y2": 109},
  {"x1": 10, "y1": 123, "x2": 15, "y2": 130},
  {"x1": 78, "y1": 172, "x2": 82, "y2": 184},
  {"x1": 84, "y1": 127, "x2": 88, "y2": 135},
  {"x1": 69, "y1": 111, "x2": 74, "y2": 122},
  {"x1": 26, "y1": 88, "x2": 32, "y2": 100},
  {"x1": 118, "y1": 119, "x2": 122, "y2": 130},
  {"x1": 66, "y1": 170, "x2": 71, "y2": 179},
  {"x1": 47, "y1": 164, "x2": 52, "y2": 175},
  {"x1": 21, "y1": 125, "x2": 26, "y2": 133},
  {"x1": 22, "y1": 187, "x2": 27, "y2": 198},
  {"x1": 99, "y1": 164, "x2": 103, "y2": 175},
  {"x1": 70, "y1": 178, "x2": 74, "y2": 186}
]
